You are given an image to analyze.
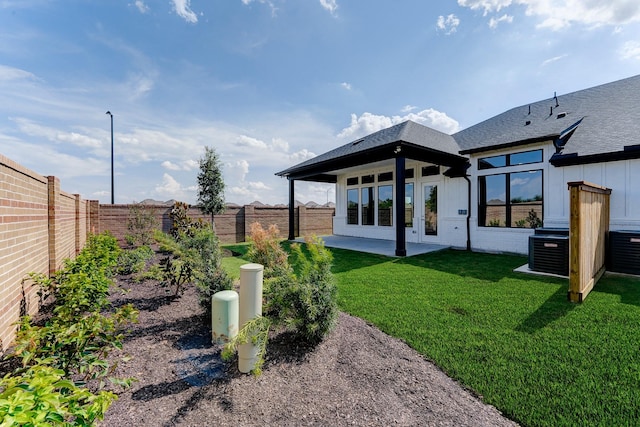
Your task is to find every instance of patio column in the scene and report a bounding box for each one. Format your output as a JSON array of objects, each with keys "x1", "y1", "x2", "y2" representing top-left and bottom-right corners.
[
  {"x1": 395, "y1": 156, "x2": 406, "y2": 257},
  {"x1": 288, "y1": 178, "x2": 295, "y2": 240}
]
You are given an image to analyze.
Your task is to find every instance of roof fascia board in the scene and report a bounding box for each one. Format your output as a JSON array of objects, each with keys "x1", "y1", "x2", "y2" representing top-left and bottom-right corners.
[{"x1": 550, "y1": 148, "x2": 640, "y2": 166}]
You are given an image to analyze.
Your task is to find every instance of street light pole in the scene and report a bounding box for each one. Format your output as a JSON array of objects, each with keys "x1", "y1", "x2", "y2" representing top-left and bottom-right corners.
[{"x1": 106, "y1": 111, "x2": 114, "y2": 204}]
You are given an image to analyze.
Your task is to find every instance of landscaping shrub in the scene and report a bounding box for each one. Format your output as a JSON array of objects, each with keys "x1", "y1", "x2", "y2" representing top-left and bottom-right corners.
[
  {"x1": 0, "y1": 232, "x2": 139, "y2": 425},
  {"x1": 225, "y1": 229, "x2": 338, "y2": 374},
  {"x1": 0, "y1": 365, "x2": 116, "y2": 426},
  {"x1": 125, "y1": 202, "x2": 159, "y2": 247},
  {"x1": 246, "y1": 222, "x2": 290, "y2": 278},
  {"x1": 116, "y1": 245, "x2": 154, "y2": 275}
]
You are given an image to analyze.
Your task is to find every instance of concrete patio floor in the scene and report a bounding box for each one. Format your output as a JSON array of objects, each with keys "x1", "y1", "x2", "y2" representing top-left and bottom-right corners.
[{"x1": 295, "y1": 235, "x2": 449, "y2": 257}]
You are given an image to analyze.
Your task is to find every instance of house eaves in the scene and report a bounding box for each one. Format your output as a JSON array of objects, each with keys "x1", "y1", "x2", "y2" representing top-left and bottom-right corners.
[{"x1": 275, "y1": 120, "x2": 468, "y2": 181}]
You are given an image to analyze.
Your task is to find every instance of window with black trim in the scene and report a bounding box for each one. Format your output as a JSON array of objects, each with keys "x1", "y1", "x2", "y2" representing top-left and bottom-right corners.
[
  {"x1": 422, "y1": 165, "x2": 439, "y2": 177},
  {"x1": 378, "y1": 185, "x2": 393, "y2": 226},
  {"x1": 478, "y1": 170, "x2": 542, "y2": 228},
  {"x1": 361, "y1": 174, "x2": 375, "y2": 184},
  {"x1": 478, "y1": 149, "x2": 542, "y2": 170},
  {"x1": 347, "y1": 177, "x2": 358, "y2": 186},
  {"x1": 378, "y1": 172, "x2": 393, "y2": 182},
  {"x1": 347, "y1": 189, "x2": 358, "y2": 225}
]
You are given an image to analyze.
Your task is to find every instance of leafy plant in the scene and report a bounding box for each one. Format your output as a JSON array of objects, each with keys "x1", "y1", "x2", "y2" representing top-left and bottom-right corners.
[
  {"x1": 14, "y1": 305, "x2": 138, "y2": 382},
  {"x1": 488, "y1": 218, "x2": 501, "y2": 227},
  {"x1": 0, "y1": 365, "x2": 117, "y2": 426},
  {"x1": 170, "y1": 201, "x2": 206, "y2": 238},
  {"x1": 527, "y1": 209, "x2": 543, "y2": 228},
  {"x1": 222, "y1": 316, "x2": 271, "y2": 376},
  {"x1": 125, "y1": 202, "x2": 159, "y2": 247},
  {"x1": 117, "y1": 245, "x2": 154, "y2": 275},
  {"x1": 246, "y1": 222, "x2": 290, "y2": 278}
]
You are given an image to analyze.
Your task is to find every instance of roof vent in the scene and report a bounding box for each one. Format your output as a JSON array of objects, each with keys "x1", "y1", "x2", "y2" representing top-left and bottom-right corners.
[
  {"x1": 525, "y1": 120, "x2": 531, "y2": 126},
  {"x1": 352, "y1": 138, "x2": 364, "y2": 146},
  {"x1": 556, "y1": 112, "x2": 567, "y2": 119}
]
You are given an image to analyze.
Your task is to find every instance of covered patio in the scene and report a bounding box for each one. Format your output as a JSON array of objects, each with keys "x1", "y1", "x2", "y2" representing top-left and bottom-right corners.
[{"x1": 296, "y1": 235, "x2": 449, "y2": 257}]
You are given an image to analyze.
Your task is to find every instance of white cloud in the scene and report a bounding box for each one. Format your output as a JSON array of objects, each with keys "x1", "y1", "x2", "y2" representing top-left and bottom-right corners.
[
  {"x1": 289, "y1": 149, "x2": 316, "y2": 163},
  {"x1": 161, "y1": 159, "x2": 198, "y2": 171},
  {"x1": 12, "y1": 118, "x2": 102, "y2": 148},
  {"x1": 248, "y1": 181, "x2": 271, "y2": 190},
  {"x1": 341, "y1": 82, "x2": 352, "y2": 90},
  {"x1": 401, "y1": 105, "x2": 417, "y2": 113},
  {"x1": 241, "y1": 0, "x2": 278, "y2": 16},
  {"x1": 338, "y1": 108, "x2": 460, "y2": 139},
  {"x1": 134, "y1": 1, "x2": 149, "y2": 13},
  {"x1": 154, "y1": 173, "x2": 189, "y2": 199},
  {"x1": 0, "y1": 65, "x2": 38, "y2": 82},
  {"x1": 540, "y1": 54, "x2": 568, "y2": 67},
  {"x1": 437, "y1": 14, "x2": 460, "y2": 35},
  {"x1": 457, "y1": 0, "x2": 512, "y2": 16},
  {"x1": 458, "y1": 0, "x2": 640, "y2": 30},
  {"x1": 319, "y1": 0, "x2": 338, "y2": 15},
  {"x1": 237, "y1": 134, "x2": 268, "y2": 149},
  {"x1": 172, "y1": 0, "x2": 198, "y2": 23},
  {"x1": 488, "y1": 13, "x2": 513, "y2": 29},
  {"x1": 270, "y1": 137, "x2": 289, "y2": 152},
  {"x1": 620, "y1": 40, "x2": 640, "y2": 60}
]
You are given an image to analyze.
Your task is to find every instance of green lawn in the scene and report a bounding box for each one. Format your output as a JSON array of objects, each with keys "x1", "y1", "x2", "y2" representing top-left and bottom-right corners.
[{"x1": 222, "y1": 244, "x2": 640, "y2": 427}]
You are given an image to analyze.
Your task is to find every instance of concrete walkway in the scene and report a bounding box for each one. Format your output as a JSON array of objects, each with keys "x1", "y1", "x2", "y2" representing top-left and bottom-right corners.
[{"x1": 296, "y1": 235, "x2": 449, "y2": 257}]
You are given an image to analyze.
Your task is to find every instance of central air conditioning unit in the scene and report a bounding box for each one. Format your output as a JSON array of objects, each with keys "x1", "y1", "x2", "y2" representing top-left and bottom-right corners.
[
  {"x1": 608, "y1": 230, "x2": 640, "y2": 275},
  {"x1": 528, "y1": 231, "x2": 569, "y2": 276}
]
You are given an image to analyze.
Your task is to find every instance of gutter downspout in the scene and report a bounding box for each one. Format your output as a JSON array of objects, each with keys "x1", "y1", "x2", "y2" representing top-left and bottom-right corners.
[{"x1": 463, "y1": 175, "x2": 471, "y2": 251}]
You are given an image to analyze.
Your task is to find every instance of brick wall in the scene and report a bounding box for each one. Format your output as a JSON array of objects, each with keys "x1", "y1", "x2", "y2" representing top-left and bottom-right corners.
[
  {"x1": 98, "y1": 203, "x2": 334, "y2": 244},
  {"x1": 0, "y1": 154, "x2": 94, "y2": 351}
]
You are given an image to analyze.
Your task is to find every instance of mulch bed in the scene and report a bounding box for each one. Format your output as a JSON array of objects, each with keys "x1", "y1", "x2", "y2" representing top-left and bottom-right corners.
[{"x1": 99, "y1": 265, "x2": 519, "y2": 427}]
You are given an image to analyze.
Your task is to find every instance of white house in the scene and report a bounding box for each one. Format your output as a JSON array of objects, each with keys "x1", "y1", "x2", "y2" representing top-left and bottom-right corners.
[{"x1": 276, "y1": 75, "x2": 640, "y2": 256}]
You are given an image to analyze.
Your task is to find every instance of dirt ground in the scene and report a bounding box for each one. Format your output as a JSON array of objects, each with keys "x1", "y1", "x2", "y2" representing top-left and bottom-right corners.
[{"x1": 99, "y1": 266, "x2": 519, "y2": 427}]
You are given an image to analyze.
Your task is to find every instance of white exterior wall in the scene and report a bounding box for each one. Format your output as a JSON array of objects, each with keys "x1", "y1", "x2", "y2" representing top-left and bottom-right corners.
[
  {"x1": 469, "y1": 142, "x2": 640, "y2": 255},
  {"x1": 546, "y1": 157, "x2": 640, "y2": 231},
  {"x1": 332, "y1": 144, "x2": 640, "y2": 256},
  {"x1": 333, "y1": 160, "x2": 469, "y2": 249}
]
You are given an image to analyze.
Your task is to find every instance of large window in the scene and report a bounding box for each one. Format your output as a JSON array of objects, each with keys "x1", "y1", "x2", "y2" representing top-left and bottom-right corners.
[
  {"x1": 479, "y1": 170, "x2": 542, "y2": 228},
  {"x1": 347, "y1": 189, "x2": 358, "y2": 225},
  {"x1": 378, "y1": 185, "x2": 393, "y2": 226},
  {"x1": 361, "y1": 187, "x2": 375, "y2": 226}
]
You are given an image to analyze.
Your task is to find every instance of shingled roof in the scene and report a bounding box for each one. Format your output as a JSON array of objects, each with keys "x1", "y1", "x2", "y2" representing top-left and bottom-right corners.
[
  {"x1": 275, "y1": 120, "x2": 467, "y2": 181},
  {"x1": 453, "y1": 74, "x2": 640, "y2": 165},
  {"x1": 277, "y1": 74, "x2": 640, "y2": 181}
]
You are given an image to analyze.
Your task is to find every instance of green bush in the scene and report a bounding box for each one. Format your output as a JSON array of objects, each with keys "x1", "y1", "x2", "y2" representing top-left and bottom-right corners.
[
  {"x1": 2, "y1": 232, "x2": 138, "y2": 425},
  {"x1": 179, "y1": 227, "x2": 233, "y2": 316},
  {"x1": 116, "y1": 245, "x2": 154, "y2": 275},
  {"x1": 245, "y1": 222, "x2": 290, "y2": 278},
  {"x1": 225, "y1": 232, "x2": 338, "y2": 375},
  {"x1": 125, "y1": 203, "x2": 159, "y2": 247},
  {"x1": 0, "y1": 365, "x2": 116, "y2": 426}
]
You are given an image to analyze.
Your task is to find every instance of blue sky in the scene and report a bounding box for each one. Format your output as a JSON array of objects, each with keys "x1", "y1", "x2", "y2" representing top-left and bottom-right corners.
[{"x1": 1, "y1": 0, "x2": 639, "y2": 206}]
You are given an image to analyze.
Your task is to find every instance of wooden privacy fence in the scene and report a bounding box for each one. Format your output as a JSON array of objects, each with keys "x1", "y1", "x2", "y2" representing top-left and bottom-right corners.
[{"x1": 567, "y1": 181, "x2": 611, "y2": 303}]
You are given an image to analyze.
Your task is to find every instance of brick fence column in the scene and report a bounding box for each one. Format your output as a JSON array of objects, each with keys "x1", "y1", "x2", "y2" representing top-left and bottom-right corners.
[
  {"x1": 74, "y1": 194, "x2": 81, "y2": 255},
  {"x1": 47, "y1": 176, "x2": 60, "y2": 276},
  {"x1": 244, "y1": 205, "x2": 255, "y2": 240},
  {"x1": 88, "y1": 200, "x2": 100, "y2": 235}
]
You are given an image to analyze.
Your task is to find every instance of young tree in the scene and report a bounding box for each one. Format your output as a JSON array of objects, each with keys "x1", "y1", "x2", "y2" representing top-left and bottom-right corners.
[{"x1": 197, "y1": 146, "x2": 226, "y2": 224}]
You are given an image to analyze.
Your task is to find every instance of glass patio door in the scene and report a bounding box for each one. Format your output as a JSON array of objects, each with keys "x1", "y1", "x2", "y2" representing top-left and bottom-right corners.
[{"x1": 421, "y1": 183, "x2": 438, "y2": 239}]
